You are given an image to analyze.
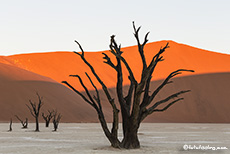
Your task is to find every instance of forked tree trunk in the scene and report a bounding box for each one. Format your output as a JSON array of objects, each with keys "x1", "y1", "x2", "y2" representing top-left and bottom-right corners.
[
  {"x1": 97, "y1": 111, "x2": 121, "y2": 148},
  {"x1": 107, "y1": 132, "x2": 121, "y2": 148},
  {"x1": 42, "y1": 110, "x2": 54, "y2": 127}
]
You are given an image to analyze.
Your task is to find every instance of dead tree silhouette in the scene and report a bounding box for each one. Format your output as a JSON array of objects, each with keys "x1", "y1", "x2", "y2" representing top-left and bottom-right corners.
[
  {"x1": 62, "y1": 22, "x2": 194, "y2": 149},
  {"x1": 26, "y1": 93, "x2": 43, "y2": 132},
  {"x1": 52, "y1": 110, "x2": 61, "y2": 131},
  {"x1": 15, "y1": 115, "x2": 28, "y2": 129},
  {"x1": 42, "y1": 110, "x2": 54, "y2": 127}
]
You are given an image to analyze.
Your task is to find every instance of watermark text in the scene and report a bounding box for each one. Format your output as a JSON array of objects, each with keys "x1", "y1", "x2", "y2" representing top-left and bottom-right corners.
[{"x1": 183, "y1": 144, "x2": 228, "y2": 151}]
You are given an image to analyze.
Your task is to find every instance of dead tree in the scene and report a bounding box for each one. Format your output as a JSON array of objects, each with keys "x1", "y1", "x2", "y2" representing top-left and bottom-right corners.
[
  {"x1": 8, "y1": 118, "x2": 12, "y2": 132},
  {"x1": 42, "y1": 110, "x2": 54, "y2": 127},
  {"x1": 15, "y1": 115, "x2": 28, "y2": 129},
  {"x1": 52, "y1": 110, "x2": 62, "y2": 131},
  {"x1": 62, "y1": 22, "x2": 194, "y2": 149},
  {"x1": 26, "y1": 93, "x2": 43, "y2": 132}
]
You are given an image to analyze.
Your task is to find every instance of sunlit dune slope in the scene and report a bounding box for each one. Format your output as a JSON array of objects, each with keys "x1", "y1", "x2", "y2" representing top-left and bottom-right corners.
[
  {"x1": 0, "y1": 61, "x2": 54, "y2": 82},
  {"x1": 0, "y1": 40, "x2": 229, "y2": 123},
  {"x1": 8, "y1": 41, "x2": 230, "y2": 91}
]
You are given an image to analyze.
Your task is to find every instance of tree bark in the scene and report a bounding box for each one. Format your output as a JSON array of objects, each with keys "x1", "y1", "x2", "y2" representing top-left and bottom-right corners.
[
  {"x1": 35, "y1": 117, "x2": 39, "y2": 132},
  {"x1": 121, "y1": 121, "x2": 140, "y2": 149}
]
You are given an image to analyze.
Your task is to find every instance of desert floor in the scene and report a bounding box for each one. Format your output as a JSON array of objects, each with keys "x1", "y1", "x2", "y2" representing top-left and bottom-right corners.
[{"x1": 0, "y1": 123, "x2": 229, "y2": 154}]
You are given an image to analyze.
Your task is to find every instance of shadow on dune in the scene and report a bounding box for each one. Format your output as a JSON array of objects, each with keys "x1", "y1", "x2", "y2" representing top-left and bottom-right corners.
[{"x1": 0, "y1": 72, "x2": 230, "y2": 123}]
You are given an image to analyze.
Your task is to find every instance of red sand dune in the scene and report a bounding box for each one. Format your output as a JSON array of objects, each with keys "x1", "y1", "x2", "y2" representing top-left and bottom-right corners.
[{"x1": 0, "y1": 40, "x2": 230, "y2": 123}]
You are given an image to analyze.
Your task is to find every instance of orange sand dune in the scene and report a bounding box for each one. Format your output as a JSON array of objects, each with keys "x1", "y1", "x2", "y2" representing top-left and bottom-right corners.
[
  {"x1": 0, "y1": 41, "x2": 229, "y2": 123},
  {"x1": 7, "y1": 41, "x2": 230, "y2": 91},
  {"x1": 0, "y1": 62, "x2": 55, "y2": 82}
]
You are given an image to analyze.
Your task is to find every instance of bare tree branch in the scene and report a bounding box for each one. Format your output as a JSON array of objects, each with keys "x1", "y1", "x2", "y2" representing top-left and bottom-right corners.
[
  {"x1": 74, "y1": 40, "x2": 85, "y2": 56},
  {"x1": 110, "y1": 35, "x2": 137, "y2": 86},
  {"x1": 70, "y1": 74, "x2": 98, "y2": 108},
  {"x1": 62, "y1": 81, "x2": 94, "y2": 107},
  {"x1": 132, "y1": 21, "x2": 148, "y2": 71},
  {"x1": 150, "y1": 90, "x2": 190, "y2": 110},
  {"x1": 102, "y1": 53, "x2": 117, "y2": 70},
  {"x1": 85, "y1": 72, "x2": 102, "y2": 111},
  {"x1": 42, "y1": 110, "x2": 54, "y2": 127},
  {"x1": 150, "y1": 98, "x2": 183, "y2": 113},
  {"x1": 73, "y1": 41, "x2": 117, "y2": 110},
  {"x1": 141, "y1": 69, "x2": 194, "y2": 110},
  {"x1": 140, "y1": 98, "x2": 184, "y2": 122},
  {"x1": 15, "y1": 115, "x2": 28, "y2": 128},
  {"x1": 26, "y1": 103, "x2": 36, "y2": 118},
  {"x1": 124, "y1": 76, "x2": 134, "y2": 110},
  {"x1": 72, "y1": 40, "x2": 120, "y2": 147}
]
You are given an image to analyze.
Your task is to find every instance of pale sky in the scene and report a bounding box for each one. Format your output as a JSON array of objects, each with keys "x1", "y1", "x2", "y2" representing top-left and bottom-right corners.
[{"x1": 0, "y1": 0, "x2": 229, "y2": 55}]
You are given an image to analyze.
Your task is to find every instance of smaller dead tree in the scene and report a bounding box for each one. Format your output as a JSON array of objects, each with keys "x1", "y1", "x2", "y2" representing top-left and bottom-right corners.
[
  {"x1": 26, "y1": 93, "x2": 44, "y2": 132},
  {"x1": 15, "y1": 115, "x2": 28, "y2": 129},
  {"x1": 53, "y1": 110, "x2": 62, "y2": 131},
  {"x1": 8, "y1": 118, "x2": 12, "y2": 132},
  {"x1": 42, "y1": 110, "x2": 54, "y2": 127}
]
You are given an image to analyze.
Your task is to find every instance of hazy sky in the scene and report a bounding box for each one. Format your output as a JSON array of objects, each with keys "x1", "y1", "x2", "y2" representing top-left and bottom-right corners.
[{"x1": 0, "y1": 0, "x2": 229, "y2": 55}]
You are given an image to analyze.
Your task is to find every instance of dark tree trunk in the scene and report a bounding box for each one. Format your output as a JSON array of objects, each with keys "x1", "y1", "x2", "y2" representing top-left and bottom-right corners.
[
  {"x1": 53, "y1": 123, "x2": 57, "y2": 131},
  {"x1": 122, "y1": 129, "x2": 140, "y2": 149},
  {"x1": 121, "y1": 119, "x2": 140, "y2": 149},
  {"x1": 45, "y1": 121, "x2": 50, "y2": 127},
  {"x1": 8, "y1": 119, "x2": 12, "y2": 132},
  {"x1": 53, "y1": 120, "x2": 59, "y2": 131},
  {"x1": 35, "y1": 117, "x2": 39, "y2": 132},
  {"x1": 23, "y1": 118, "x2": 28, "y2": 129}
]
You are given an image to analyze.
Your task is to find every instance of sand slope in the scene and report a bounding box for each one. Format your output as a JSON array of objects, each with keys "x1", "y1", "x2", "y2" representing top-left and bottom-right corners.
[
  {"x1": 8, "y1": 41, "x2": 230, "y2": 90},
  {"x1": 0, "y1": 41, "x2": 229, "y2": 122},
  {"x1": 0, "y1": 60, "x2": 98, "y2": 122}
]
